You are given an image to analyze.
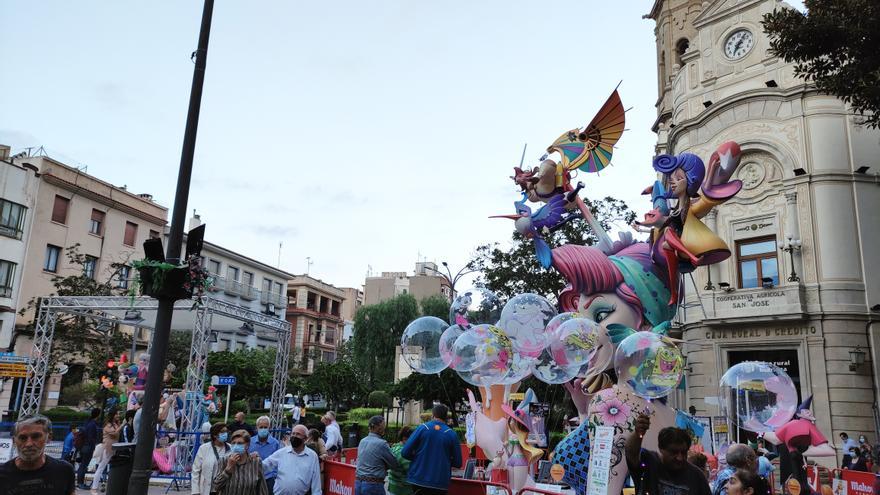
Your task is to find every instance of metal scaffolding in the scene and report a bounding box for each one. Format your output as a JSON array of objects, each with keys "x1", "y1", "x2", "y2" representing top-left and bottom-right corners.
[{"x1": 19, "y1": 295, "x2": 291, "y2": 482}]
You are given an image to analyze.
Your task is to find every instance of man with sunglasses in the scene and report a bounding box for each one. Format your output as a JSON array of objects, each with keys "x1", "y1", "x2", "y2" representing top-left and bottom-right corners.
[{"x1": 0, "y1": 415, "x2": 75, "y2": 495}]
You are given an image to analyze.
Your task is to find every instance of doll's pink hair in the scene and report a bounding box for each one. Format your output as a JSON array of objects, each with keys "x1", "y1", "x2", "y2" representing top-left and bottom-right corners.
[{"x1": 551, "y1": 243, "x2": 650, "y2": 329}]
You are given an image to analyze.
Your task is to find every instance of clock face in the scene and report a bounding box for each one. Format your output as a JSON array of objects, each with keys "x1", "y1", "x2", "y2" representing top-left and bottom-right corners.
[{"x1": 724, "y1": 29, "x2": 754, "y2": 59}]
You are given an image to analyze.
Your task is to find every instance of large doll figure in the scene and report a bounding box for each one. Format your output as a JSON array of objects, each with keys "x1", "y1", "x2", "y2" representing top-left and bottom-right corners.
[
  {"x1": 647, "y1": 142, "x2": 742, "y2": 304},
  {"x1": 551, "y1": 242, "x2": 679, "y2": 495},
  {"x1": 761, "y1": 397, "x2": 834, "y2": 495}
]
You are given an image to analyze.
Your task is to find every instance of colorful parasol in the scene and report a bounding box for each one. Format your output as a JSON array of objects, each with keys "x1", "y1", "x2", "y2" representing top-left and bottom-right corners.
[{"x1": 546, "y1": 89, "x2": 625, "y2": 173}]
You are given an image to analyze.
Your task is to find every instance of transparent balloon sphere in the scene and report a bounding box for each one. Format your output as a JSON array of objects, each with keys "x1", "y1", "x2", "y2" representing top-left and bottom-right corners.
[
  {"x1": 498, "y1": 293, "x2": 557, "y2": 358},
  {"x1": 400, "y1": 316, "x2": 449, "y2": 374},
  {"x1": 438, "y1": 324, "x2": 465, "y2": 368},
  {"x1": 720, "y1": 361, "x2": 798, "y2": 433},
  {"x1": 453, "y1": 324, "x2": 514, "y2": 386},
  {"x1": 498, "y1": 351, "x2": 535, "y2": 385},
  {"x1": 449, "y1": 288, "x2": 503, "y2": 329},
  {"x1": 532, "y1": 345, "x2": 582, "y2": 385},
  {"x1": 613, "y1": 332, "x2": 684, "y2": 399},
  {"x1": 551, "y1": 318, "x2": 601, "y2": 370}
]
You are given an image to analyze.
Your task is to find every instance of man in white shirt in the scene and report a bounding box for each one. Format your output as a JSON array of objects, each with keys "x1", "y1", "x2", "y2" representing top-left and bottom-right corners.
[
  {"x1": 840, "y1": 432, "x2": 859, "y2": 467},
  {"x1": 262, "y1": 424, "x2": 322, "y2": 495},
  {"x1": 322, "y1": 414, "x2": 343, "y2": 454},
  {"x1": 291, "y1": 403, "x2": 302, "y2": 425}
]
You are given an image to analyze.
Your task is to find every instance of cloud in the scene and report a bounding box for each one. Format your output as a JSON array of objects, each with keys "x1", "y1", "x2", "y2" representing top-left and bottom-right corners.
[{"x1": 246, "y1": 224, "x2": 300, "y2": 237}]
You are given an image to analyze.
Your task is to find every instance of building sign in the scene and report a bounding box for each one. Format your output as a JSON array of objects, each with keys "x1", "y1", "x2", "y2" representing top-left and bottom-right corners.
[
  {"x1": 715, "y1": 290, "x2": 787, "y2": 310},
  {"x1": 705, "y1": 326, "x2": 816, "y2": 340}
]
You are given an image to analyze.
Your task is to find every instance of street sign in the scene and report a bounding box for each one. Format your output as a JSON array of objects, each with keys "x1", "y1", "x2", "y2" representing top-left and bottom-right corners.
[
  {"x1": 0, "y1": 363, "x2": 27, "y2": 378},
  {"x1": 217, "y1": 376, "x2": 236, "y2": 386},
  {"x1": 0, "y1": 353, "x2": 28, "y2": 364}
]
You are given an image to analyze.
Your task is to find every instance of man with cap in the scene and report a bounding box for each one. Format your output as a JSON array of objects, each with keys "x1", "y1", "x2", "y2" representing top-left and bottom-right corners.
[{"x1": 354, "y1": 416, "x2": 398, "y2": 495}]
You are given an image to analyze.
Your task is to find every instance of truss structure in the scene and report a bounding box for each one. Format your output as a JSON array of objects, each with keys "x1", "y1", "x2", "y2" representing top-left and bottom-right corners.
[{"x1": 20, "y1": 295, "x2": 291, "y2": 482}]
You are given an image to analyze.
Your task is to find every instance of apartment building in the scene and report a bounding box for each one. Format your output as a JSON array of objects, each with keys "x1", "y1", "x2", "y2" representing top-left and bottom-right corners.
[
  {"x1": 286, "y1": 276, "x2": 345, "y2": 374},
  {"x1": 363, "y1": 261, "x2": 452, "y2": 306},
  {"x1": 339, "y1": 287, "x2": 363, "y2": 341},
  {"x1": 1, "y1": 150, "x2": 167, "y2": 415},
  {"x1": 174, "y1": 215, "x2": 294, "y2": 352}
]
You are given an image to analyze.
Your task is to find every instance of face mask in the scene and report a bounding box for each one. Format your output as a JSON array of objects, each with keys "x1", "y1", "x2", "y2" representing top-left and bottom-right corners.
[
  {"x1": 291, "y1": 436, "x2": 304, "y2": 449},
  {"x1": 231, "y1": 444, "x2": 246, "y2": 454},
  {"x1": 258, "y1": 428, "x2": 269, "y2": 439},
  {"x1": 860, "y1": 437, "x2": 866, "y2": 444},
  {"x1": 218, "y1": 433, "x2": 228, "y2": 443}
]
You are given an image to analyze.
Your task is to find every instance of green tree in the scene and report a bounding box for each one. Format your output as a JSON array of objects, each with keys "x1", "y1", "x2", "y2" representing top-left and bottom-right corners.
[
  {"x1": 763, "y1": 1, "x2": 880, "y2": 128},
  {"x1": 391, "y1": 367, "x2": 469, "y2": 409},
  {"x1": 206, "y1": 348, "x2": 276, "y2": 411},
  {"x1": 471, "y1": 197, "x2": 635, "y2": 303},
  {"x1": 17, "y1": 245, "x2": 131, "y2": 398},
  {"x1": 165, "y1": 330, "x2": 193, "y2": 388},
  {"x1": 419, "y1": 295, "x2": 451, "y2": 320},
  {"x1": 304, "y1": 345, "x2": 366, "y2": 409},
  {"x1": 352, "y1": 293, "x2": 419, "y2": 388}
]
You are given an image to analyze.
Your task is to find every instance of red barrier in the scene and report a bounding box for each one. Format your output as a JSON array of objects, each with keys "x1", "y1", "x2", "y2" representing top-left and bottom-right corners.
[
  {"x1": 840, "y1": 469, "x2": 877, "y2": 495},
  {"x1": 518, "y1": 488, "x2": 568, "y2": 495},
  {"x1": 325, "y1": 459, "x2": 356, "y2": 495},
  {"x1": 323, "y1": 456, "x2": 512, "y2": 495}
]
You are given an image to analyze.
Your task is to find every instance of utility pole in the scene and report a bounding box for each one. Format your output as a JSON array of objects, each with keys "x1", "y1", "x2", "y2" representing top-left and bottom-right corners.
[{"x1": 127, "y1": 1, "x2": 214, "y2": 493}]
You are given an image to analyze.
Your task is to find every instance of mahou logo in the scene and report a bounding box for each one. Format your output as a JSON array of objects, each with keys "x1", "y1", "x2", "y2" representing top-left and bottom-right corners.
[
  {"x1": 329, "y1": 479, "x2": 353, "y2": 495},
  {"x1": 849, "y1": 481, "x2": 872, "y2": 493}
]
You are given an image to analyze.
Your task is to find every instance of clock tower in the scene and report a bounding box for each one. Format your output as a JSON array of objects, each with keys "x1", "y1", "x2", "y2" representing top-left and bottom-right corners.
[{"x1": 645, "y1": 0, "x2": 880, "y2": 457}]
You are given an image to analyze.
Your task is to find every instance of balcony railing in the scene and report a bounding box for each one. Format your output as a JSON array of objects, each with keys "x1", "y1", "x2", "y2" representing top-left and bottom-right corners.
[
  {"x1": 260, "y1": 290, "x2": 285, "y2": 307},
  {"x1": 0, "y1": 225, "x2": 23, "y2": 240},
  {"x1": 208, "y1": 274, "x2": 225, "y2": 292},
  {"x1": 240, "y1": 284, "x2": 258, "y2": 301},
  {"x1": 225, "y1": 279, "x2": 243, "y2": 296}
]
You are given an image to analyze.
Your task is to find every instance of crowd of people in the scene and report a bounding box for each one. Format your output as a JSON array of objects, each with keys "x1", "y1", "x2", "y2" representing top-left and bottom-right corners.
[{"x1": 3, "y1": 406, "x2": 880, "y2": 495}]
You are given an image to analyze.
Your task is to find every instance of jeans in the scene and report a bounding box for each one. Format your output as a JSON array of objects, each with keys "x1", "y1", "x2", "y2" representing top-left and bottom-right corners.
[
  {"x1": 355, "y1": 480, "x2": 386, "y2": 495},
  {"x1": 266, "y1": 477, "x2": 275, "y2": 493},
  {"x1": 76, "y1": 443, "x2": 96, "y2": 485}
]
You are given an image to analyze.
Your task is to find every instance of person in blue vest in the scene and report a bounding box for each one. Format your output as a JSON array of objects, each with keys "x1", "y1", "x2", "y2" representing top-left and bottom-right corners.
[
  {"x1": 250, "y1": 416, "x2": 281, "y2": 493},
  {"x1": 401, "y1": 404, "x2": 462, "y2": 495}
]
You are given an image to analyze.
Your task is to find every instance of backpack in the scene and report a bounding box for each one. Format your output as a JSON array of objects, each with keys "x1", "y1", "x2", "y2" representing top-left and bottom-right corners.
[{"x1": 73, "y1": 430, "x2": 85, "y2": 450}]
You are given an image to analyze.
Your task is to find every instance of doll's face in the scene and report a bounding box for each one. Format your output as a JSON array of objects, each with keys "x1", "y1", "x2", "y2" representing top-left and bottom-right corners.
[
  {"x1": 670, "y1": 169, "x2": 688, "y2": 197},
  {"x1": 577, "y1": 291, "x2": 642, "y2": 376}
]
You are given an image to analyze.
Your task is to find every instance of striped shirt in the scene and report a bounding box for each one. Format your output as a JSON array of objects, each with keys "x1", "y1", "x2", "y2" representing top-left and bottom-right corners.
[{"x1": 211, "y1": 455, "x2": 269, "y2": 495}]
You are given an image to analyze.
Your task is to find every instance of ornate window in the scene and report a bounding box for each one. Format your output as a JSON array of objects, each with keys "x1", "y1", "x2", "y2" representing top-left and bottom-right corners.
[{"x1": 736, "y1": 236, "x2": 779, "y2": 288}]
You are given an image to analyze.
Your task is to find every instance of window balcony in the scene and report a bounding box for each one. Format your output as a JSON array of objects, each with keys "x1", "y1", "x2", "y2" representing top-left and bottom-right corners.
[
  {"x1": 0, "y1": 225, "x2": 23, "y2": 240},
  {"x1": 240, "y1": 285, "x2": 259, "y2": 301},
  {"x1": 260, "y1": 290, "x2": 285, "y2": 308},
  {"x1": 225, "y1": 279, "x2": 243, "y2": 296},
  {"x1": 209, "y1": 274, "x2": 225, "y2": 292}
]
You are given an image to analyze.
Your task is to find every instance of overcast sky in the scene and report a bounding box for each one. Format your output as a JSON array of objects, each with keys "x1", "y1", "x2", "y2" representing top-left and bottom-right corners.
[{"x1": 0, "y1": 1, "x2": 803, "y2": 289}]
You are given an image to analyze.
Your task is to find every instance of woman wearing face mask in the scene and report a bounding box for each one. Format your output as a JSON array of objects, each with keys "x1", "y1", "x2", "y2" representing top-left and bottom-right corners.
[
  {"x1": 191, "y1": 423, "x2": 229, "y2": 495},
  {"x1": 727, "y1": 469, "x2": 768, "y2": 495},
  {"x1": 212, "y1": 430, "x2": 268, "y2": 495}
]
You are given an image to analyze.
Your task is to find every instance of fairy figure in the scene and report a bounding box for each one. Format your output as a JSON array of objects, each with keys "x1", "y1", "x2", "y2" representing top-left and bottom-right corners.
[{"x1": 646, "y1": 141, "x2": 743, "y2": 305}]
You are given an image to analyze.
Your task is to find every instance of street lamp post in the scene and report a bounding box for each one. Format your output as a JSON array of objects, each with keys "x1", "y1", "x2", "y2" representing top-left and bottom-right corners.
[
  {"x1": 127, "y1": 1, "x2": 215, "y2": 493},
  {"x1": 424, "y1": 261, "x2": 478, "y2": 300},
  {"x1": 780, "y1": 237, "x2": 802, "y2": 283}
]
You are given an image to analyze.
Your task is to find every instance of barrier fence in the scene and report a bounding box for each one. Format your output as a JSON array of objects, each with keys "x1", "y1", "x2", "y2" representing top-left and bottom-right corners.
[{"x1": 807, "y1": 465, "x2": 877, "y2": 495}]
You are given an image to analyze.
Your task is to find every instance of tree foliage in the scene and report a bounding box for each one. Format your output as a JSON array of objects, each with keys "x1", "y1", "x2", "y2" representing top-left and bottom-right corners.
[
  {"x1": 763, "y1": 1, "x2": 880, "y2": 128},
  {"x1": 391, "y1": 367, "x2": 469, "y2": 409},
  {"x1": 352, "y1": 293, "x2": 419, "y2": 388},
  {"x1": 419, "y1": 295, "x2": 451, "y2": 321},
  {"x1": 206, "y1": 348, "x2": 276, "y2": 410},
  {"x1": 471, "y1": 197, "x2": 635, "y2": 303},
  {"x1": 17, "y1": 245, "x2": 131, "y2": 384},
  {"x1": 304, "y1": 343, "x2": 366, "y2": 409}
]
